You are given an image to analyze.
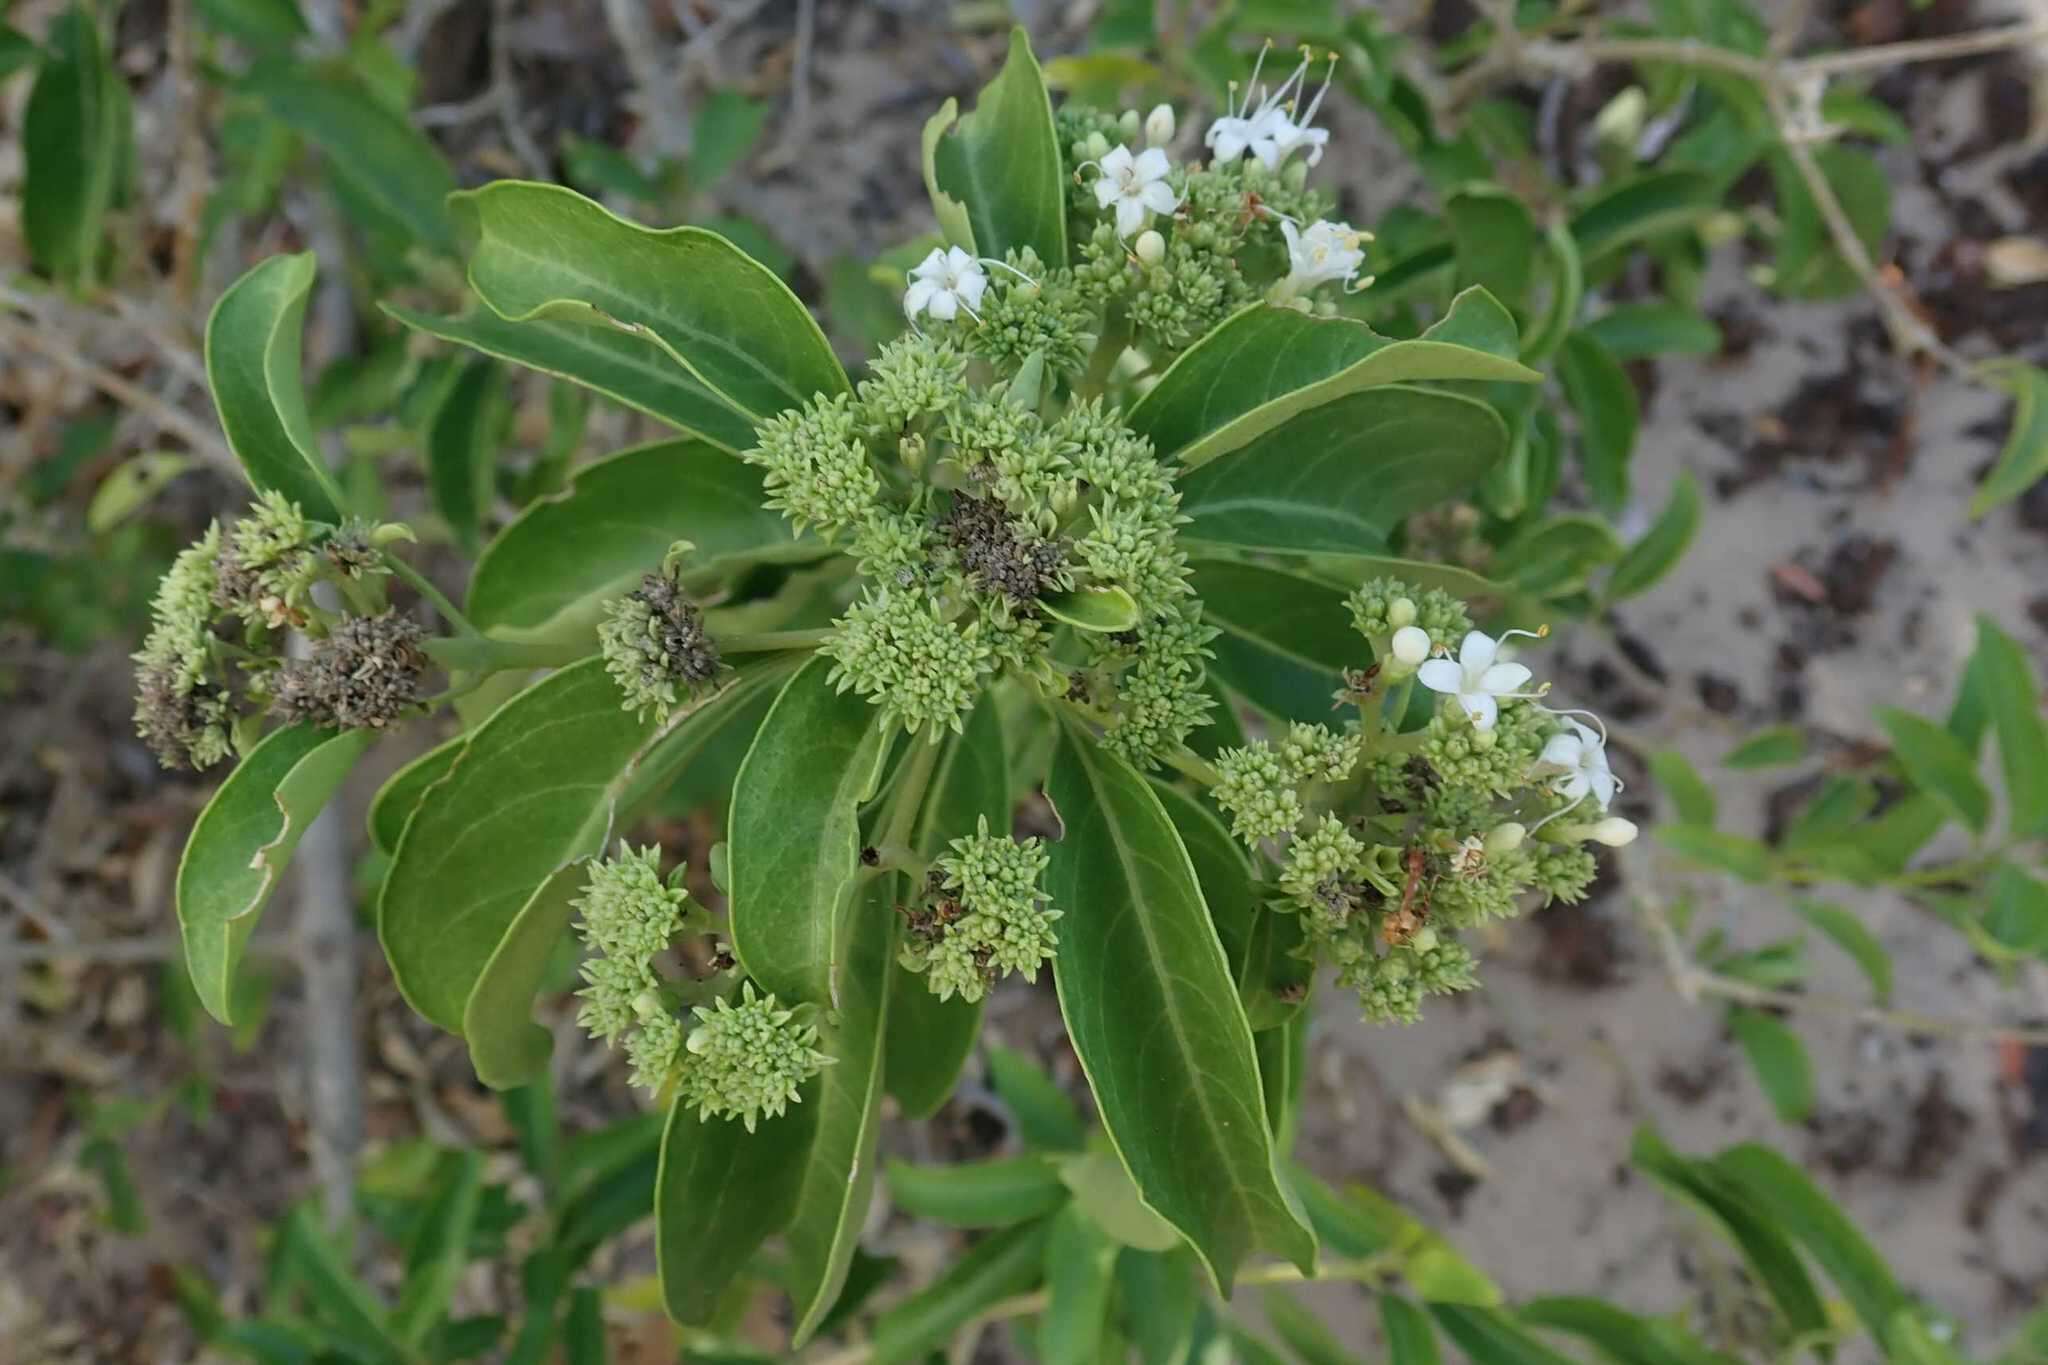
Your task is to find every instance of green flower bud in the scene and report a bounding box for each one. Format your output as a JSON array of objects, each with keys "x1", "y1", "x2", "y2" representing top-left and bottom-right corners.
[{"x1": 679, "y1": 983, "x2": 832, "y2": 1131}]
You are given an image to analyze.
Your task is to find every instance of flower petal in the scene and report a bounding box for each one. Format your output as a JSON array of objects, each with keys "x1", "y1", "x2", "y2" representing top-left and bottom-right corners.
[
  {"x1": 1479, "y1": 662, "x2": 1532, "y2": 695},
  {"x1": 1553, "y1": 772, "x2": 1590, "y2": 801},
  {"x1": 926, "y1": 290, "x2": 958, "y2": 321},
  {"x1": 910, "y1": 247, "x2": 946, "y2": 280},
  {"x1": 1416, "y1": 659, "x2": 1465, "y2": 695},
  {"x1": 1462, "y1": 692, "x2": 1499, "y2": 731},
  {"x1": 1093, "y1": 178, "x2": 1119, "y2": 210},
  {"x1": 1114, "y1": 196, "x2": 1147, "y2": 237},
  {"x1": 1539, "y1": 733, "x2": 1582, "y2": 768},
  {"x1": 1140, "y1": 179, "x2": 1180, "y2": 214},
  {"x1": 903, "y1": 279, "x2": 937, "y2": 318},
  {"x1": 1457, "y1": 630, "x2": 1498, "y2": 675},
  {"x1": 945, "y1": 245, "x2": 977, "y2": 273},
  {"x1": 956, "y1": 272, "x2": 988, "y2": 310},
  {"x1": 1100, "y1": 144, "x2": 1134, "y2": 177},
  {"x1": 1134, "y1": 146, "x2": 1171, "y2": 181},
  {"x1": 1590, "y1": 770, "x2": 1617, "y2": 811}
]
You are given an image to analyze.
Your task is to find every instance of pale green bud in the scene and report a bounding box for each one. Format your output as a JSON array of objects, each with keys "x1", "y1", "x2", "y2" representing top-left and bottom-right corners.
[
  {"x1": 1135, "y1": 229, "x2": 1166, "y2": 266},
  {"x1": 1387, "y1": 596, "x2": 1418, "y2": 628},
  {"x1": 1485, "y1": 822, "x2": 1527, "y2": 855},
  {"x1": 1144, "y1": 103, "x2": 1176, "y2": 146},
  {"x1": 1119, "y1": 108, "x2": 1142, "y2": 140}
]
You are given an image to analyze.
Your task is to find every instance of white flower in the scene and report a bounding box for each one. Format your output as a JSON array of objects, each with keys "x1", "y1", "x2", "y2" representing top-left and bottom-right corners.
[
  {"x1": 1265, "y1": 52, "x2": 1337, "y2": 167},
  {"x1": 1587, "y1": 817, "x2": 1639, "y2": 847},
  {"x1": 1389, "y1": 625, "x2": 1431, "y2": 667},
  {"x1": 1540, "y1": 718, "x2": 1617, "y2": 811},
  {"x1": 1417, "y1": 629, "x2": 1542, "y2": 730},
  {"x1": 904, "y1": 246, "x2": 987, "y2": 323},
  {"x1": 1092, "y1": 144, "x2": 1180, "y2": 238},
  {"x1": 1278, "y1": 219, "x2": 1369, "y2": 298},
  {"x1": 1144, "y1": 103, "x2": 1176, "y2": 147},
  {"x1": 1205, "y1": 49, "x2": 1336, "y2": 171}
]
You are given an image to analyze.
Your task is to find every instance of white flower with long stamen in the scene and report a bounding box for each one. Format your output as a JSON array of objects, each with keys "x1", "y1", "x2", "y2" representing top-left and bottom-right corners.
[
  {"x1": 1416, "y1": 628, "x2": 1546, "y2": 730},
  {"x1": 1092, "y1": 144, "x2": 1180, "y2": 238},
  {"x1": 1277, "y1": 219, "x2": 1370, "y2": 297},
  {"x1": 1205, "y1": 43, "x2": 1292, "y2": 168},
  {"x1": 904, "y1": 246, "x2": 988, "y2": 323},
  {"x1": 1265, "y1": 50, "x2": 1338, "y2": 167},
  {"x1": 1540, "y1": 717, "x2": 1618, "y2": 811}
]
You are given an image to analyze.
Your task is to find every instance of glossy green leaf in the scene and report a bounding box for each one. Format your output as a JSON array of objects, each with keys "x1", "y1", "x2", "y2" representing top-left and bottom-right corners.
[
  {"x1": 925, "y1": 27, "x2": 1066, "y2": 265},
  {"x1": 988, "y1": 1043, "x2": 1086, "y2": 1152},
  {"x1": 1710, "y1": 1143, "x2": 1907, "y2": 1342},
  {"x1": 1174, "y1": 385, "x2": 1511, "y2": 556},
  {"x1": 1267, "y1": 1292, "x2": 1363, "y2": 1365},
  {"x1": 886, "y1": 694, "x2": 1008, "y2": 1118},
  {"x1": 886, "y1": 1155, "x2": 1067, "y2": 1228},
  {"x1": 1569, "y1": 171, "x2": 1718, "y2": 263},
  {"x1": 727, "y1": 657, "x2": 890, "y2": 1006},
  {"x1": 1789, "y1": 900, "x2": 1892, "y2": 1003},
  {"x1": 656, "y1": 1088, "x2": 818, "y2": 1325},
  {"x1": 465, "y1": 439, "x2": 808, "y2": 640},
  {"x1": 1558, "y1": 331, "x2": 1640, "y2": 514},
  {"x1": 1518, "y1": 1297, "x2": 1725, "y2": 1365},
  {"x1": 1191, "y1": 560, "x2": 1359, "y2": 723},
  {"x1": 383, "y1": 303, "x2": 756, "y2": 452},
  {"x1": 368, "y1": 733, "x2": 466, "y2": 855},
  {"x1": 23, "y1": 8, "x2": 128, "y2": 289},
  {"x1": 868, "y1": 1218, "x2": 1054, "y2": 1365},
  {"x1": 242, "y1": 64, "x2": 456, "y2": 255},
  {"x1": 392, "y1": 1150, "x2": 484, "y2": 1343},
  {"x1": 1647, "y1": 750, "x2": 1715, "y2": 827},
  {"x1": 1447, "y1": 189, "x2": 1537, "y2": 306},
  {"x1": 1983, "y1": 864, "x2": 2048, "y2": 956},
  {"x1": 379, "y1": 659, "x2": 655, "y2": 1032},
  {"x1": 1041, "y1": 585, "x2": 1141, "y2": 633},
  {"x1": 178, "y1": 725, "x2": 371, "y2": 1025},
  {"x1": 1727, "y1": 1009, "x2": 1814, "y2": 1123},
  {"x1": 1875, "y1": 706, "x2": 1990, "y2": 835},
  {"x1": 1256, "y1": 1012, "x2": 1307, "y2": 1150},
  {"x1": 1044, "y1": 724, "x2": 1315, "y2": 1292},
  {"x1": 1971, "y1": 616, "x2": 2048, "y2": 837},
  {"x1": 1039, "y1": 1206, "x2": 1120, "y2": 1365},
  {"x1": 1493, "y1": 515, "x2": 1624, "y2": 597},
  {"x1": 1629, "y1": 1128, "x2": 1828, "y2": 1339},
  {"x1": 1430, "y1": 1306, "x2": 1580, "y2": 1365},
  {"x1": 1287, "y1": 1169, "x2": 1499, "y2": 1304},
  {"x1": 1519, "y1": 220, "x2": 1585, "y2": 365},
  {"x1": 1582, "y1": 304, "x2": 1723, "y2": 360},
  {"x1": 451, "y1": 181, "x2": 846, "y2": 422},
  {"x1": 1119, "y1": 1249, "x2": 1200, "y2": 1365},
  {"x1": 205, "y1": 254, "x2": 349, "y2": 522},
  {"x1": 1605, "y1": 473, "x2": 1701, "y2": 603},
  {"x1": 1972, "y1": 364, "x2": 2048, "y2": 517},
  {"x1": 1723, "y1": 724, "x2": 1807, "y2": 769},
  {"x1": 1127, "y1": 289, "x2": 1537, "y2": 471},
  {"x1": 1152, "y1": 781, "x2": 1305, "y2": 1027},
  {"x1": 459, "y1": 864, "x2": 582, "y2": 1090},
  {"x1": 1058, "y1": 1147, "x2": 1181, "y2": 1252},
  {"x1": 1381, "y1": 1297, "x2": 1441, "y2": 1365},
  {"x1": 426, "y1": 358, "x2": 504, "y2": 553},
  {"x1": 784, "y1": 877, "x2": 900, "y2": 1344}
]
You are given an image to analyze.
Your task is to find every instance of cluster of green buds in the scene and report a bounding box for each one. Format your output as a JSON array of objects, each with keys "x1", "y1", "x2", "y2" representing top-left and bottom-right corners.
[
  {"x1": 898, "y1": 817, "x2": 1062, "y2": 1004},
  {"x1": 133, "y1": 490, "x2": 420, "y2": 769},
  {"x1": 597, "y1": 558, "x2": 724, "y2": 723},
  {"x1": 571, "y1": 845, "x2": 829, "y2": 1128},
  {"x1": 1210, "y1": 578, "x2": 1636, "y2": 1025}
]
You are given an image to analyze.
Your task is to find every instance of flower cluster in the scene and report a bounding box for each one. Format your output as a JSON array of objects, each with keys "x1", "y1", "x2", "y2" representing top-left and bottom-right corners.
[
  {"x1": 133, "y1": 493, "x2": 423, "y2": 768},
  {"x1": 572, "y1": 846, "x2": 830, "y2": 1125},
  {"x1": 598, "y1": 566, "x2": 724, "y2": 723},
  {"x1": 1207, "y1": 578, "x2": 1635, "y2": 1025},
  {"x1": 899, "y1": 818, "x2": 1061, "y2": 1003}
]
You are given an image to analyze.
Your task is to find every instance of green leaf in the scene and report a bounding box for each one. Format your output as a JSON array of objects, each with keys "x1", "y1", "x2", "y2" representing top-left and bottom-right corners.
[
  {"x1": 1582, "y1": 304, "x2": 1723, "y2": 360},
  {"x1": 688, "y1": 88, "x2": 771, "y2": 189},
  {"x1": 1255, "y1": 1013, "x2": 1306, "y2": 1148},
  {"x1": 1518, "y1": 220, "x2": 1585, "y2": 365},
  {"x1": 242, "y1": 63, "x2": 456, "y2": 256},
  {"x1": 924, "y1": 27, "x2": 1067, "y2": 265},
  {"x1": 459, "y1": 864, "x2": 582, "y2": 1090},
  {"x1": 1447, "y1": 189, "x2": 1537, "y2": 307},
  {"x1": 1127, "y1": 290, "x2": 1538, "y2": 471},
  {"x1": 1152, "y1": 781, "x2": 1304, "y2": 1027},
  {"x1": 1191, "y1": 560, "x2": 1360, "y2": 722},
  {"x1": 1287, "y1": 1169, "x2": 1499, "y2": 1304},
  {"x1": 1788, "y1": 900, "x2": 1892, "y2": 1003},
  {"x1": 1710, "y1": 1143, "x2": 1907, "y2": 1343},
  {"x1": 1875, "y1": 706, "x2": 1991, "y2": 835},
  {"x1": 450, "y1": 181, "x2": 846, "y2": 423},
  {"x1": 1723, "y1": 724, "x2": 1807, "y2": 769},
  {"x1": 194, "y1": 0, "x2": 307, "y2": 49},
  {"x1": 178, "y1": 725, "x2": 371, "y2": 1025},
  {"x1": 656, "y1": 1089, "x2": 818, "y2": 1326},
  {"x1": 1492, "y1": 515, "x2": 1623, "y2": 597},
  {"x1": 1118, "y1": 1249, "x2": 1200, "y2": 1365},
  {"x1": 1647, "y1": 750, "x2": 1716, "y2": 827},
  {"x1": 425, "y1": 358, "x2": 504, "y2": 553},
  {"x1": 727, "y1": 657, "x2": 890, "y2": 1006},
  {"x1": 1558, "y1": 331, "x2": 1640, "y2": 514},
  {"x1": 1039, "y1": 1206, "x2": 1120, "y2": 1365},
  {"x1": 886, "y1": 693, "x2": 1008, "y2": 1118},
  {"x1": 1727, "y1": 1009, "x2": 1815, "y2": 1123},
  {"x1": 378, "y1": 659, "x2": 655, "y2": 1033},
  {"x1": 392, "y1": 1150, "x2": 484, "y2": 1343},
  {"x1": 886, "y1": 1155, "x2": 1067, "y2": 1228},
  {"x1": 273, "y1": 1204, "x2": 405, "y2": 1360},
  {"x1": 1430, "y1": 1306, "x2": 1581, "y2": 1365},
  {"x1": 1772, "y1": 146, "x2": 1890, "y2": 299},
  {"x1": 867, "y1": 1218, "x2": 1054, "y2": 1365},
  {"x1": 368, "y1": 733, "x2": 465, "y2": 856},
  {"x1": 204, "y1": 254, "x2": 350, "y2": 522},
  {"x1": 1040, "y1": 584, "x2": 1141, "y2": 633},
  {"x1": 564, "y1": 1290, "x2": 604, "y2": 1365},
  {"x1": 23, "y1": 8, "x2": 129, "y2": 289},
  {"x1": 1984, "y1": 864, "x2": 2048, "y2": 956},
  {"x1": 1569, "y1": 171, "x2": 1718, "y2": 263},
  {"x1": 1266, "y1": 1292, "x2": 1364, "y2": 1365},
  {"x1": 465, "y1": 439, "x2": 809, "y2": 640},
  {"x1": 1174, "y1": 386, "x2": 1511, "y2": 556},
  {"x1": 1057, "y1": 1148, "x2": 1181, "y2": 1252},
  {"x1": 988, "y1": 1043, "x2": 1086, "y2": 1152},
  {"x1": 784, "y1": 877, "x2": 900, "y2": 1344},
  {"x1": 1629, "y1": 1128, "x2": 1829, "y2": 1341},
  {"x1": 0, "y1": 25, "x2": 39, "y2": 77},
  {"x1": 383, "y1": 303, "x2": 756, "y2": 453},
  {"x1": 1972, "y1": 364, "x2": 2048, "y2": 517},
  {"x1": 1971, "y1": 615, "x2": 2048, "y2": 837},
  {"x1": 1605, "y1": 473, "x2": 1701, "y2": 603},
  {"x1": 1655, "y1": 826, "x2": 1773, "y2": 882},
  {"x1": 1517, "y1": 1297, "x2": 1726, "y2": 1365},
  {"x1": 1043, "y1": 724, "x2": 1315, "y2": 1292},
  {"x1": 1380, "y1": 1297, "x2": 1441, "y2": 1365},
  {"x1": 88, "y1": 452, "x2": 197, "y2": 534}
]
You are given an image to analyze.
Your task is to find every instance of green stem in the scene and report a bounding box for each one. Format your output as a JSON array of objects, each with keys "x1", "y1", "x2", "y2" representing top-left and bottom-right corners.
[
  {"x1": 719, "y1": 627, "x2": 835, "y2": 655},
  {"x1": 422, "y1": 635, "x2": 590, "y2": 674},
  {"x1": 877, "y1": 731, "x2": 944, "y2": 856},
  {"x1": 384, "y1": 551, "x2": 479, "y2": 637},
  {"x1": 1078, "y1": 313, "x2": 1132, "y2": 400}
]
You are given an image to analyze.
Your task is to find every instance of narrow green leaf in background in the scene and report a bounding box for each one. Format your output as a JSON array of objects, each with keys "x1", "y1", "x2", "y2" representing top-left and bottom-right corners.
[
  {"x1": 1119, "y1": 1249, "x2": 1200, "y2": 1365},
  {"x1": 886, "y1": 1155, "x2": 1067, "y2": 1228},
  {"x1": 1723, "y1": 724, "x2": 1807, "y2": 769},
  {"x1": 460, "y1": 863, "x2": 583, "y2": 1090},
  {"x1": 1789, "y1": 900, "x2": 1892, "y2": 1003},
  {"x1": 1582, "y1": 303, "x2": 1723, "y2": 360},
  {"x1": 1875, "y1": 706, "x2": 1991, "y2": 835},
  {"x1": 1039, "y1": 1206, "x2": 1119, "y2": 1365},
  {"x1": 1447, "y1": 188, "x2": 1537, "y2": 307},
  {"x1": 1043, "y1": 724, "x2": 1315, "y2": 1292},
  {"x1": 1971, "y1": 364, "x2": 2048, "y2": 517},
  {"x1": 1971, "y1": 615, "x2": 2048, "y2": 836},
  {"x1": 425, "y1": 358, "x2": 505, "y2": 553},
  {"x1": 1569, "y1": 170, "x2": 1718, "y2": 262},
  {"x1": 178, "y1": 725, "x2": 371, "y2": 1025},
  {"x1": 23, "y1": 7, "x2": 129, "y2": 289},
  {"x1": 1190, "y1": 559, "x2": 1360, "y2": 723},
  {"x1": 1558, "y1": 331, "x2": 1640, "y2": 514},
  {"x1": 205, "y1": 253, "x2": 350, "y2": 522},
  {"x1": 867, "y1": 1218, "x2": 1054, "y2": 1365},
  {"x1": 392, "y1": 1149, "x2": 484, "y2": 1343},
  {"x1": 369, "y1": 733, "x2": 466, "y2": 855},
  {"x1": 1983, "y1": 865, "x2": 2048, "y2": 957},
  {"x1": 988, "y1": 1043, "x2": 1086, "y2": 1152},
  {"x1": 1057, "y1": 1148, "x2": 1180, "y2": 1253},
  {"x1": 1647, "y1": 750, "x2": 1716, "y2": 827},
  {"x1": 1492, "y1": 515, "x2": 1624, "y2": 597},
  {"x1": 926, "y1": 27, "x2": 1067, "y2": 266},
  {"x1": 727, "y1": 657, "x2": 889, "y2": 1007},
  {"x1": 1380, "y1": 1296, "x2": 1442, "y2": 1365},
  {"x1": 1430, "y1": 1305, "x2": 1581, "y2": 1365},
  {"x1": 1266, "y1": 1292, "x2": 1364, "y2": 1365},
  {"x1": 1605, "y1": 473, "x2": 1701, "y2": 603},
  {"x1": 1727, "y1": 1009, "x2": 1815, "y2": 1123}
]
